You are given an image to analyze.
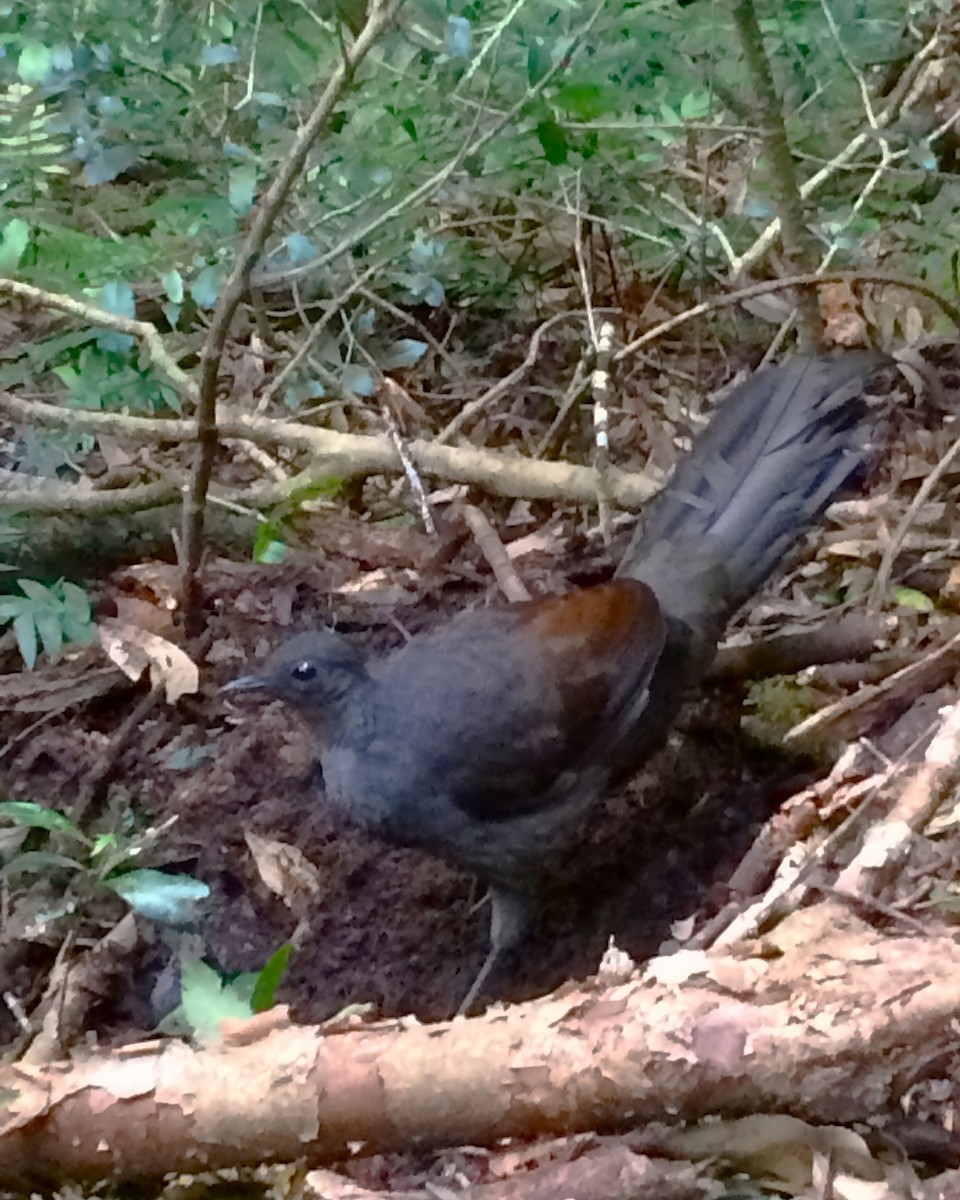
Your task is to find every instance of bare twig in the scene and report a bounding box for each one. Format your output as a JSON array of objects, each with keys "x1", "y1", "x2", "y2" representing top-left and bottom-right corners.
[
  {"x1": 869, "y1": 423, "x2": 960, "y2": 610},
  {"x1": 379, "y1": 382, "x2": 436, "y2": 536},
  {"x1": 784, "y1": 628, "x2": 960, "y2": 749},
  {"x1": 533, "y1": 359, "x2": 592, "y2": 459},
  {"x1": 436, "y1": 307, "x2": 620, "y2": 445},
  {"x1": 834, "y1": 699, "x2": 960, "y2": 899},
  {"x1": 616, "y1": 269, "x2": 960, "y2": 363},
  {"x1": 462, "y1": 505, "x2": 530, "y2": 602},
  {"x1": 180, "y1": 0, "x2": 404, "y2": 634}
]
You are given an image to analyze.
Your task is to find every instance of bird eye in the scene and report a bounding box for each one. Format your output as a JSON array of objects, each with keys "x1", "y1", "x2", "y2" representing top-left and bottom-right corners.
[{"x1": 292, "y1": 661, "x2": 316, "y2": 682}]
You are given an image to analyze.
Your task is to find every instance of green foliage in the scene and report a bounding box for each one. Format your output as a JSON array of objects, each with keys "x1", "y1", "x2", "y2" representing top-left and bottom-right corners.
[
  {"x1": 1, "y1": 0, "x2": 934, "y2": 306},
  {"x1": 0, "y1": 578, "x2": 95, "y2": 667},
  {"x1": 250, "y1": 474, "x2": 345, "y2": 561},
  {"x1": 102, "y1": 868, "x2": 211, "y2": 924},
  {"x1": 162, "y1": 945, "x2": 292, "y2": 1038},
  {"x1": 252, "y1": 523, "x2": 289, "y2": 564},
  {"x1": 0, "y1": 799, "x2": 210, "y2": 924},
  {"x1": 929, "y1": 881, "x2": 960, "y2": 917},
  {"x1": 741, "y1": 674, "x2": 830, "y2": 747},
  {"x1": 893, "y1": 585, "x2": 935, "y2": 613},
  {"x1": 179, "y1": 958, "x2": 256, "y2": 1036},
  {"x1": 0, "y1": 0, "x2": 951, "y2": 461}
]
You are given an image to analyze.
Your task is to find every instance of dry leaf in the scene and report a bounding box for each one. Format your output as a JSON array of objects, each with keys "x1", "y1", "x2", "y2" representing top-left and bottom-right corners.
[
  {"x1": 245, "y1": 832, "x2": 323, "y2": 907},
  {"x1": 97, "y1": 618, "x2": 199, "y2": 703},
  {"x1": 819, "y1": 281, "x2": 869, "y2": 347},
  {"x1": 114, "y1": 561, "x2": 181, "y2": 611},
  {"x1": 113, "y1": 594, "x2": 177, "y2": 638}
]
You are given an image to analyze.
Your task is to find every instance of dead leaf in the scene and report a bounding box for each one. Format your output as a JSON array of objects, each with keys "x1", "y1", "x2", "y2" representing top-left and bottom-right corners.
[
  {"x1": 664, "y1": 1114, "x2": 882, "y2": 1195},
  {"x1": 96, "y1": 435, "x2": 136, "y2": 471},
  {"x1": 113, "y1": 594, "x2": 177, "y2": 638},
  {"x1": 333, "y1": 568, "x2": 418, "y2": 606},
  {"x1": 114, "y1": 561, "x2": 180, "y2": 612},
  {"x1": 245, "y1": 832, "x2": 323, "y2": 908},
  {"x1": 819, "y1": 281, "x2": 869, "y2": 347},
  {"x1": 97, "y1": 618, "x2": 199, "y2": 703}
]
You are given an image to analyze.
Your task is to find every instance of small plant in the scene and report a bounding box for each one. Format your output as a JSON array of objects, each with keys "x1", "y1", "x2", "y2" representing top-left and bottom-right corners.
[
  {"x1": 0, "y1": 578, "x2": 96, "y2": 667},
  {"x1": 163, "y1": 945, "x2": 293, "y2": 1039},
  {"x1": 741, "y1": 674, "x2": 831, "y2": 747},
  {"x1": 0, "y1": 799, "x2": 209, "y2": 925}
]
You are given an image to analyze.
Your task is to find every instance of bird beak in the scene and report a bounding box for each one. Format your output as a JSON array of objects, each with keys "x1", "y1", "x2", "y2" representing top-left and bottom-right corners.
[{"x1": 222, "y1": 674, "x2": 272, "y2": 697}]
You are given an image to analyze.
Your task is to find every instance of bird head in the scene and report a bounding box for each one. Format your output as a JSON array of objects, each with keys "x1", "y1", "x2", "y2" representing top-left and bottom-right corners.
[{"x1": 224, "y1": 629, "x2": 369, "y2": 718}]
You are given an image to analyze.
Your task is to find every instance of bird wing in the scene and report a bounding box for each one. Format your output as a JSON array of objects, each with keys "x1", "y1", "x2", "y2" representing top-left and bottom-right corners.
[{"x1": 381, "y1": 580, "x2": 667, "y2": 820}]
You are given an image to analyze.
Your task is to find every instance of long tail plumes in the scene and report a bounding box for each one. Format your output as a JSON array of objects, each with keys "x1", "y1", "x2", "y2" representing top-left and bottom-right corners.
[{"x1": 617, "y1": 354, "x2": 881, "y2": 642}]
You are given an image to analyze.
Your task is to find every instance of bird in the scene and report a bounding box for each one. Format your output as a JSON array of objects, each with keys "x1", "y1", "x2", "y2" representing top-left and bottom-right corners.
[{"x1": 225, "y1": 353, "x2": 882, "y2": 1013}]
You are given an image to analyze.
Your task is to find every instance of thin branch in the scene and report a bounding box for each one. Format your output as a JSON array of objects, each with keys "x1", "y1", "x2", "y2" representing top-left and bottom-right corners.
[
  {"x1": 869, "y1": 426, "x2": 960, "y2": 610},
  {"x1": 0, "y1": 279, "x2": 195, "y2": 401},
  {"x1": 730, "y1": 0, "x2": 821, "y2": 348},
  {"x1": 734, "y1": 25, "x2": 946, "y2": 276},
  {"x1": 436, "y1": 307, "x2": 620, "y2": 444},
  {"x1": 180, "y1": 0, "x2": 404, "y2": 634},
  {"x1": 615, "y1": 269, "x2": 960, "y2": 363},
  {"x1": 0, "y1": 391, "x2": 660, "y2": 514}
]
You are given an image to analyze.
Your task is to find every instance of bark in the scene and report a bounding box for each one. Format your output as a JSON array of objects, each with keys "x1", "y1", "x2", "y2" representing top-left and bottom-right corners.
[{"x1": 1, "y1": 904, "x2": 958, "y2": 1188}]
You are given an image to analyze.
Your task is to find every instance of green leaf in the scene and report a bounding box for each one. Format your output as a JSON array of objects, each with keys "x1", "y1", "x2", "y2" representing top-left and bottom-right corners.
[
  {"x1": 380, "y1": 339, "x2": 427, "y2": 370},
  {"x1": 340, "y1": 364, "x2": 375, "y2": 396},
  {"x1": 162, "y1": 270, "x2": 184, "y2": 304},
  {"x1": 253, "y1": 519, "x2": 287, "y2": 563},
  {"x1": 16, "y1": 578, "x2": 54, "y2": 605},
  {"x1": 33, "y1": 610, "x2": 64, "y2": 660},
  {"x1": 228, "y1": 164, "x2": 258, "y2": 216},
  {"x1": 553, "y1": 83, "x2": 619, "y2": 120},
  {"x1": 929, "y1": 882, "x2": 960, "y2": 913},
  {"x1": 96, "y1": 282, "x2": 136, "y2": 353},
  {"x1": 99, "y1": 281, "x2": 136, "y2": 319},
  {"x1": 527, "y1": 37, "x2": 551, "y2": 87},
  {"x1": 251, "y1": 943, "x2": 293, "y2": 1012},
  {"x1": 255, "y1": 538, "x2": 288, "y2": 564},
  {"x1": 446, "y1": 16, "x2": 472, "y2": 59},
  {"x1": 180, "y1": 957, "x2": 253, "y2": 1037},
  {"x1": 165, "y1": 744, "x2": 218, "y2": 771},
  {"x1": 285, "y1": 476, "x2": 344, "y2": 505},
  {"x1": 58, "y1": 588, "x2": 95, "y2": 644},
  {"x1": 0, "y1": 800, "x2": 87, "y2": 841},
  {"x1": 679, "y1": 90, "x2": 712, "y2": 120},
  {"x1": 191, "y1": 265, "x2": 226, "y2": 310},
  {"x1": 0, "y1": 219, "x2": 30, "y2": 274},
  {"x1": 894, "y1": 586, "x2": 934, "y2": 613},
  {"x1": 1, "y1": 850, "x2": 87, "y2": 879},
  {"x1": 17, "y1": 41, "x2": 52, "y2": 85},
  {"x1": 103, "y1": 869, "x2": 211, "y2": 925},
  {"x1": 90, "y1": 833, "x2": 118, "y2": 858},
  {"x1": 536, "y1": 118, "x2": 568, "y2": 165},
  {"x1": 13, "y1": 612, "x2": 38, "y2": 669}
]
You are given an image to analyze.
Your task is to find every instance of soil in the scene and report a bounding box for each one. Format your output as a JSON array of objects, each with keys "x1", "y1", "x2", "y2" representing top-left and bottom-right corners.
[{"x1": 0, "y1": 524, "x2": 816, "y2": 1047}]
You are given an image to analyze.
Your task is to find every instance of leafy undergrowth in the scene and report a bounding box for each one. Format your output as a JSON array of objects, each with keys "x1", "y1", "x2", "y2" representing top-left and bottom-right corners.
[
  {"x1": 0, "y1": 346, "x2": 958, "y2": 1043},
  {"x1": 4, "y1": 349, "x2": 960, "y2": 1200}
]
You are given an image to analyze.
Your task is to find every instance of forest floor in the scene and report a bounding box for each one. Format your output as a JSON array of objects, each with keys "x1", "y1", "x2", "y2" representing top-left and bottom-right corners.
[{"x1": 3, "y1": 343, "x2": 960, "y2": 1194}]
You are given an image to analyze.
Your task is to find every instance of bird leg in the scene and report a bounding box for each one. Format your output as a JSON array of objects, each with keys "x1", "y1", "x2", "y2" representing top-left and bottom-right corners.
[{"x1": 457, "y1": 884, "x2": 532, "y2": 1016}]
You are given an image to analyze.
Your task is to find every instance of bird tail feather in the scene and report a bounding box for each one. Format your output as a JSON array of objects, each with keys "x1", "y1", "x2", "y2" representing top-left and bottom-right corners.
[{"x1": 617, "y1": 354, "x2": 882, "y2": 638}]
